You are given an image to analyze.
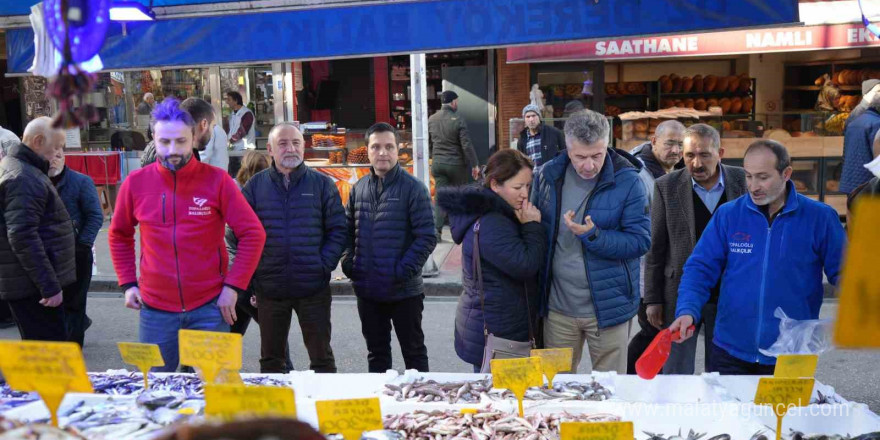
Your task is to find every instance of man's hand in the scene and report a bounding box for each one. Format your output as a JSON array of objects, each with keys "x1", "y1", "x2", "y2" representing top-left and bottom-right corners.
[
  {"x1": 218, "y1": 286, "x2": 238, "y2": 325},
  {"x1": 472, "y1": 166, "x2": 481, "y2": 180},
  {"x1": 563, "y1": 210, "x2": 596, "y2": 236},
  {"x1": 39, "y1": 291, "x2": 63, "y2": 307},
  {"x1": 646, "y1": 304, "x2": 664, "y2": 329},
  {"x1": 124, "y1": 287, "x2": 142, "y2": 310},
  {"x1": 668, "y1": 315, "x2": 695, "y2": 342}
]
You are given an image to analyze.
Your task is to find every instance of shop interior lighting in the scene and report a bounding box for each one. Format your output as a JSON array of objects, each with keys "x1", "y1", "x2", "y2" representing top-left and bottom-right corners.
[{"x1": 109, "y1": 1, "x2": 155, "y2": 21}]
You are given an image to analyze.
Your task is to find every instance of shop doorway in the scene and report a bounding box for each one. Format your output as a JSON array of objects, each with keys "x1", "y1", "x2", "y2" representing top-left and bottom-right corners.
[{"x1": 443, "y1": 66, "x2": 490, "y2": 165}]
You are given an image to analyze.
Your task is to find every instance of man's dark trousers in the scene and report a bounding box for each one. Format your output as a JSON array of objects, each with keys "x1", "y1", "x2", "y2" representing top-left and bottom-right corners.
[
  {"x1": 62, "y1": 243, "x2": 93, "y2": 346},
  {"x1": 257, "y1": 286, "x2": 336, "y2": 373},
  {"x1": 431, "y1": 161, "x2": 471, "y2": 237},
  {"x1": 707, "y1": 342, "x2": 775, "y2": 375},
  {"x1": 7, "y1": 297, "x2": 67, "y2": 341},
  {"x1": 357, "y1": 294, "x2": 429, "y2": 373}
]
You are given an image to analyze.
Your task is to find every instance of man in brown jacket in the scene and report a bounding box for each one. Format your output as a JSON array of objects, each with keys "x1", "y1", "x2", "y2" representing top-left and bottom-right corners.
[
  {"x1": 644, "y1": 124, "x2": 746, "y2": 374},
  {"x1": 428, "y1": 91, "x2": 478, "y2": 240}
]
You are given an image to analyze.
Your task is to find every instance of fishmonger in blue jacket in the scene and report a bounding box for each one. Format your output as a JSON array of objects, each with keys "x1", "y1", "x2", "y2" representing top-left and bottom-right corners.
[{"x1": 669, "y1": 140, "x2": 845, "y2": 374}]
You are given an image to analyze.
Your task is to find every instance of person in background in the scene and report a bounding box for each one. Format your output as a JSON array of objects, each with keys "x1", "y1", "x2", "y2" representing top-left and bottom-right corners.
[
  {"x1": 48, "y1": 147, "x2": 103, "y2": 346},
  {"x1": 531, "y1": 109, "x2": 650, "y2": 374},
  {"x1": 137, "y1": 93, "x2": 155, "y2": 116},
  {"x1": 625, "y1": 119, "x2": 687, "y2": 374},
  {"x1": 227, "y1": 150, "x2": 293, "y2": 370},
  {"x1": 841, "y1": 80, "x2": 880, "y2": 194},
  {"x1": 669, "y1": 140, "x2": 845, "y2": 374},
  {"x1": 226, "y1": 91, "x2": 256, "y2": 151},
  {"x1": 643, "y1": 124, "x2": 747, "y2": 374},
  {"x1": 0, "y1": 124, "x2": 21, "y2": 330},
  {"x1": 437, "y1": 149, "x2": 547, "y2": 373},
  {"x1": 230, "y1": 123, "x2": 346, "y2": 373},
  {"x1": 201, "y1": 110, "x2": 230, "y2": 171},
  {"x1": 429, "y1": 90, "x2": 479, "y2": 241},
  {"x1": 516, "y1": 104, "x2": 564, "y2": 168},
  {"x1": 110, "y1": 98, "x2": 266, "y2": 372},
  {"x1": 342, "y1": 122, "x2": 437, "y2": 373},
  {"x1": 0, "y1": 117, "x2": 75, "y2": 341}
]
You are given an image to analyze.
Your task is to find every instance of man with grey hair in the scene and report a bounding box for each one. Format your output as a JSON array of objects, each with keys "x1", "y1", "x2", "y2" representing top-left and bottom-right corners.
[
  {"x1": 137, "y1": 92, "x2": 155, "y2": 115},
  {"x1": 644, "y1": 123, "x2": 746, "y2": 374},
  {"x1": 516, "y1": 104, "x2": 564, "y2": 168},
  {"x1": 0, "y1": 117, "x2": 76, "y2": 341},
  {"x1": 531, "y1": 109, "x2": 650, "y2": 373},
  {"x1": 228, "y1": 122, "x2": 346, "y2": 373}
]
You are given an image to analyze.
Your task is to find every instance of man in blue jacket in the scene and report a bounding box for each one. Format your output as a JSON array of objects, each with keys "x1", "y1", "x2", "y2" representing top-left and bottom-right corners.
[
  {"x1": 342, "y1": 122, "x2": 437, "y2": 372},
  {"x1": 229, "y1": 123, "x2": 346, "y2": 373},
  {"x1": 49, "y1": 145, "x2": 104, "y2": 347},
  {"x1": 669, "y1": 140, "x2": 845, "y2": 374},
  {"x1": 531, "y1": 109, "x2": 650, "y2": 374},
  {"x1": 841, "y1": 81, "x2": 880, "y2": 194}
]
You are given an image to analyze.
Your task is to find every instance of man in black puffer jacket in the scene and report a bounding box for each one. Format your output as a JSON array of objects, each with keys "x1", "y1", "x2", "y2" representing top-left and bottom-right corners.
[
  {"x1": 0, "y1": 117, "x2": 76, "y2": 341},
  {"x1": 342, "y1": 123, "x2": 437, "y2": 372},
  {"x1": 228, "y1": 123, "x2": 346, "y2": 373}
]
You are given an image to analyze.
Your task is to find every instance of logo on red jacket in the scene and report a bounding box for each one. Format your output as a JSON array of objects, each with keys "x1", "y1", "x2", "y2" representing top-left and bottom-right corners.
[
  {"x1": 189, "y1": 196, "x2": 211, "y2": 216},
  {"x1": 729, "y1": 231, "x2": 753, "y2": 254}
]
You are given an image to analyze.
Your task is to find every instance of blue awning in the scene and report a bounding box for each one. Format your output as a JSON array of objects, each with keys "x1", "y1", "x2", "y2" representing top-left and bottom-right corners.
[
  {"x1": 6, "y1": 0, "x2": 800, "y2": 74},
  {"x1": 0, "y1": 0, "x2": 244, "y2": 17}
]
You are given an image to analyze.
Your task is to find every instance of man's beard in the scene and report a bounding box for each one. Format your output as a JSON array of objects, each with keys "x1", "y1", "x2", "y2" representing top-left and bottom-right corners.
[
  {"x1": 197, "y1": 129, "x2": 211, "y2": 151},
  {"x1": 280, "y1": 156, "x2": 302, "y2": 169},
  {"x1": 159, "y1": 153, "x2": 192, "y2": 172}
]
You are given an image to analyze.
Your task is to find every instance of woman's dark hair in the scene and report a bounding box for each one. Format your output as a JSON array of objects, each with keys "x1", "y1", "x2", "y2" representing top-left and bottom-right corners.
[
  {"x1": 483, "y1": 148, "x2": 534, "y2": 189},
  {"x1": 226, "y1": 91, "x2": 244, "y2": 106}
]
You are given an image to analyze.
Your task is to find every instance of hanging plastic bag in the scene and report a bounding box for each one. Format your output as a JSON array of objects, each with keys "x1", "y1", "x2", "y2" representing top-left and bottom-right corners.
[{"x1": 759, "y1": 307, "x2": 834, "y2": 357}]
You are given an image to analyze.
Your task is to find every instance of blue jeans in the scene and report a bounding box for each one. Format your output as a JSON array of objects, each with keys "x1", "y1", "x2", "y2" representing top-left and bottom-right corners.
[{"x1": 139, "y1": 297, "x2": 229, "y2": 372}]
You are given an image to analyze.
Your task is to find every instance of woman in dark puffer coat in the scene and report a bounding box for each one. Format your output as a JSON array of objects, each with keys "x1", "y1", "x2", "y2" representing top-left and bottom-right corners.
[{"x1": 437, "y1": 149, "x2": 547, "y2": 372}]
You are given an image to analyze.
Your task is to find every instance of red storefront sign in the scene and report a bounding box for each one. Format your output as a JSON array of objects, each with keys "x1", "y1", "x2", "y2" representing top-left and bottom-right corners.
[{"x1": 506, "y1": 23, "x2": 880, "y2": 63}]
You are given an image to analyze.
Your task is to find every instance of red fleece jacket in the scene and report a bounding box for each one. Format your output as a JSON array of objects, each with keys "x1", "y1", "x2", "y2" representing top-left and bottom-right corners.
[{"x1": 109, "y1": 159, "x2": 266, "y2": 312}]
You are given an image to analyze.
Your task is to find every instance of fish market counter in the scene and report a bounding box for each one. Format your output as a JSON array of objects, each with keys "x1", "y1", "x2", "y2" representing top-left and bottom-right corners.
[{"x1": 1, "y1": 371, "x2": 878, "y2": 439}]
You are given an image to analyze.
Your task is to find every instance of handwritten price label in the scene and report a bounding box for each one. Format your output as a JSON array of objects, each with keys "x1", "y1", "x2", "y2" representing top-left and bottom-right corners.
[
  {"x1": 0, "y1": 341, "x2": 92, "y2": 426},
  {"x1": 531, "y1": 348, "x2": 573, "y2": 386},
  {"x1": 560, "y1": 421, "x2": 634, "y2": 440},
  {"x1": 117, "y1": 342, "x2": 164, "y2": 389},
  {"x1": 835, "y1": 198, "x2": 880, "y2": 348},
  {"x1": 754, "y1": 378, "x2": 814, "y2": 416},
  {"x1": 205, "y1": 384, "x2": 296, "y2": 419},
  {"x1": 491, "y1": 357, "x2": 543, "y2": 417},
  {"x1": 316, "y1": 398, "x2": 383, "y2": 440},
  {"x1": 774, "y1": 354, "x2": 818, "y2": 379},
  {"x1": 178, "y1": 330, "x2": 242, "y2": 384}
]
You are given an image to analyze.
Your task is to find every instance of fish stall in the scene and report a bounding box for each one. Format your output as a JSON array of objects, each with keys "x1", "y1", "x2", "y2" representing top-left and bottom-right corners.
[{"x1": 1, "y1": 370, "x2": 878, "y2": 440}]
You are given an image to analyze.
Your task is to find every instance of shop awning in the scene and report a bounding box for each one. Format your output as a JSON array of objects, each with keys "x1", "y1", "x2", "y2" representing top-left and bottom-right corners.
[
  {"x1": 0, "y1": 0, "x2": 244, "y2": 17},
  {"x1": 6, "y1": 0, "x2": 800, "y2": 74},
  {"x1": 505, "y1": 22, "x2": 880, "y2": 63}
]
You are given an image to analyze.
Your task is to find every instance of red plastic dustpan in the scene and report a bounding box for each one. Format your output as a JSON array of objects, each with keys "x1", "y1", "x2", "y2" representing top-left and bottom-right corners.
[{"x1": 635, "y1": 326, "x2": 695, "y2": 379}]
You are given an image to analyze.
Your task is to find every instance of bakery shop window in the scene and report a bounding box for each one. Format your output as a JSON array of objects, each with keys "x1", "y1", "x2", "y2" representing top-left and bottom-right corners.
[
  {"x1": 790, "y1": 158, "x2": 820, "y2": 195},
  {"x1": 536, "y1": 71, "x2": 596, "y2": 120}
]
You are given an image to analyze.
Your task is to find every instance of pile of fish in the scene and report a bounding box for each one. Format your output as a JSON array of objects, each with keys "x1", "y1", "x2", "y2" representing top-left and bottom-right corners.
[
  {"x1": 90, "y1": 372, "x2": 291, "y2": 398},
  {"x1": 0, "y1": 416, "x2": 85, "y2": 440},
  {"x1": 785, "y1": 430, "x2": 880, "y2": 440},
  {"x1": 0, "y1": 385, "x2": 37, "y2": 412},
  {"x1": 382, "y1": 409, "x2": 620, "y2": 439},
  {"x1": 643, "y1": 430, "x2": 730, "y2": 440},
  {"x1": 383, "y1": 378, "x2": 612, "y2": 404}
]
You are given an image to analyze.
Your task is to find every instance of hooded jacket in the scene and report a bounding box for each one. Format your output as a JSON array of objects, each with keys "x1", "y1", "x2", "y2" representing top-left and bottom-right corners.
[
  {"x1": 676, "y1": 182, "x2": 845, "y2": 364},
  {"x1": 54, "y1": 166, "x2": 104, "y2": 247},
  {"x1": 438, "y1": 185, "x2": 547, "y2": 366},
  {"x1": 530, "y1": 148, "x2": 650, "y2": 328},
  {"x1": 0, "y1": 143, "x2": 76, "y2": 300},
  {"x1": 109, "y1": 158, "x2": 266, "y2": 312}
]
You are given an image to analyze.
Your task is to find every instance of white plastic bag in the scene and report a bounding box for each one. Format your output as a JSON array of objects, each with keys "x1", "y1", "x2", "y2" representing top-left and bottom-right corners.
[{"x1": 758, "y1": 307, "x2": 834, "y2": 357}]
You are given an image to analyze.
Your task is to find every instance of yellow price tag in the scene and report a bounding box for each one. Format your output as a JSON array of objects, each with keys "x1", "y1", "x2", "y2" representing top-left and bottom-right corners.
[
  {"x1": 117, "y1": 342, "x2": 164, "y2": 389},
  {"x1": 560, "y1": 421, "x2": 634, "y2": 440},
  {"x1": 204, "y1": 384, "x2": 296, "y2": 420},
  {"x1": 216, "y1": 369, "x2": 244, "y2": 385},
  {"x1": 531, "y1": 348, "x2": 573, "y2": 387},
  {"x1": 835, "y1": 198, "x2": 880, "y2": 348},
  {"x1": 774, "y1": 354, "x2": 818, "y2": 378},
  {"x1": 0, "y1": 341, "x2": 93, "y2": 426},
  {"x1": 178, "y1": 329, "x2": 242, "y2": 384},
  {"x1": 316, "y1": 398, "x2": 383, "y2": 440},
  {"x1": 491, "y1": 357, "x2": 543, "y2": 417},
  {"x1": 754, "y1": 378, "x2": 814, "y2": 440}
]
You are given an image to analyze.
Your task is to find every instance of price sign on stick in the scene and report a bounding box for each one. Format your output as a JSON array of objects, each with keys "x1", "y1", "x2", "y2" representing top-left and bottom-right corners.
[
  {"x1": 491, "y1": 357, "x2": 543, "y2": 417},
  {"x1": 205, "y1": 384, "x2": 296, "y2": 420},
  {"x1": 835, "y1": 198, "x2": 880, "y2": 348},
  {"x1": 531, "y1": 348, "x2": 573, "y2": 387},
  {"x1": 178, "y1": 330, "x2": 242, "y2": 384},
  {"x1": 0, "y1": 341, "x2": 92, "y2": 427},
  {"x1": 754, "y1": 378, "x2": 814, "y2": 440},
  {"x1": 774, "y1": 354, "x2": 818, "y2": 378},
  {"x1": 560, "y1": 421, "x2": 634, "y2": 440},
  {"x1": 316, "y1": 398, "x2": 382, "y2": 440},
  {"x1": 117, "y1": 342, "x2": 164, "y2": 389}
]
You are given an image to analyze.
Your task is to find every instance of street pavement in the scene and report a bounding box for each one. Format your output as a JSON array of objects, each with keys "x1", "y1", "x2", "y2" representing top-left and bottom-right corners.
[{"x1": 1, "y1": 295, "x2": 877, "y2": 414}]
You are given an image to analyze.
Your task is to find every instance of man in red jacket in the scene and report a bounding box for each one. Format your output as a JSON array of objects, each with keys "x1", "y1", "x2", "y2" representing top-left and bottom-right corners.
[{"x1": 109, "y1": 98, "x2": 266, "y2": 372}]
